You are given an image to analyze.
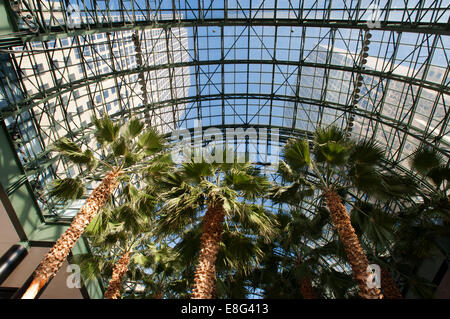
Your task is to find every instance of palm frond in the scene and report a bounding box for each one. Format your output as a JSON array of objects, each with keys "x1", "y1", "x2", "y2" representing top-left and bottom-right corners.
[
  {"x1": 112, "y1": 136, "x2": 127, "y2": 156},
  {"x1": 426, "y1": 166, "x2": 450, "y2": 187},
  {"x1": 71, "y1": 253, "x2": 104, "y2": 283},
  {"x1": 123, "y1": 151, "x2": 143, "y2": 168},
  {"x1": 314, "y1": 126, "x2": 347, "y2": 145},
  {"x1": 47, "y1": 177, "x2": 85, "y2": 201},
  {"x1": 348, "y1": 164, "x2": 385, "y2": 198},
  {"x1": 349, "y1": 140, "x2": 384, "y2": 166},
  {"x1": 282, "y1": 138, "x2": 311, "y2": 170},
  {"x1": 217, "y1": 231, "x2": 264, "y2": 276},
  {"x1": 181, "y1": 160, "x2": 214, "y2": 182},
  {"x1": 350, "y1": 201, "x2": 396, "y2": 249},
  {"x1": 313, "y1": 126, "x2": 350, "y2": 165},
  {"x1": 138, "y1": 127, "x2": 166, "y2": 156},
  {"x1": 174, "y1": 226, "x2": 202, "y2": 265},
  {"x1": 116, "y1": 204, "x2": 150, "y2": 233},
  {"x1": 155, "y1": 198, "x2": 200, "y2": 237},
  {"x1": 92, "y1": 115, "x2": 120, "y2": 145},
  {"x1": 382, "y1": 173, "x2": 418, "y2": 198},
  {"x1": 131, "y1": 252, "x2": 152, "y2": 267},
  {"x1": 224, "y1": 166, "x2": 270, "y2": 200},
  {"x1": 410, "y1": 146, "x2": 444, "y2": 176},
  {"x1": 85, "y1": 213, "x2": 103, "y2": 236},
  {"x1": 269, "y1": 182, "x2": 314, "y2": 205},
  {"x1": 233, "y1": 204, "x2": 278, "y2": 242},
  {"x1": 144, "y1": 152, "x2": 174, "y2": 177},
  {"x1": 125, "y1": 117, "x2": 144, "y2": 138},
  {"x1": 277, "y1": 160, "x2": 296, "y2": 182},
  {"x1": 52, "y1": 137, "x2": 95, "y2": 166}
]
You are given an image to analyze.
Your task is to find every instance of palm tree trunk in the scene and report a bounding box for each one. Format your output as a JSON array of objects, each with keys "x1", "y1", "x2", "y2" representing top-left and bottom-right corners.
[
  {"x1": 300, "y1": 279, "x2": 318, "y2": 299},
  {"x1": 324, "y1": 188, "x2": 383, "y2": 299},
  {"x1": 104, "y1": 252, "x2": 130, "y2": 299},
  {"x1": 191, "y1": 204, "x2": 225, "y2": 299},
  {"x1": 294, "y1": 258, "x2": 318, "y2": 299},
  {"x1": 381, "y1": 266, "x2": 402, "y2": 299},
  {"x1": 21, "y1": 170, "x2": 121, "y2": 299},
  {"x1": 153, "y1": 292, "x2": 163, "y2": 299}
]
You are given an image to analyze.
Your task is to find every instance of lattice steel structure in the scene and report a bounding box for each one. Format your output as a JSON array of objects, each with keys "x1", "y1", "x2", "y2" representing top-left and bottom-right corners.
[{"x1": 0, "y1": 0, "x2": 449, "y2": 225}]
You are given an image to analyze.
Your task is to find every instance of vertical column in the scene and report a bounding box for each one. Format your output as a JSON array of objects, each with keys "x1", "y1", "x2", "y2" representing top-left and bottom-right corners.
[{"x1": 0, "y1": 244, "x2": 28, "y2": 284}]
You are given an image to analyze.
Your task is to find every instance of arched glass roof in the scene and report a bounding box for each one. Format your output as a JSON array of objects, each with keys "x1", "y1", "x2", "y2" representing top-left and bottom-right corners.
[{"x1": 0, "y1": 1, "x2": 449, "y2": 220}]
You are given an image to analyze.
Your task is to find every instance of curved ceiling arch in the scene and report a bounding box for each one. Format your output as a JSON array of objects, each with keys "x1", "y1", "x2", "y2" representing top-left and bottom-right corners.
[{"x1": 1, "y1": 1, "x2": 448, "y2": 220}]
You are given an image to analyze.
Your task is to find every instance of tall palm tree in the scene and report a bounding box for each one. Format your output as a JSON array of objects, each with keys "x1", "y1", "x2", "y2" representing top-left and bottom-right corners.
[
  {"x1": 251, "y1": 204, "x2": 361, "y2": 299},
  {"x1": 350, "y1": 201, "x2": 404, "y2": 298},
  {"x1": 174, "y1": 221, "x2": 267, "y2": 298},
  {"x1": 22, "y1": 116, "x2": 166, "y2": 299},
  {"x1": 379, "y1": 266, "x2": 403, "y2": 299},
  {"x1": 94, "y1": 190, "x2": 156, "y2": 299},
  {"x1": 259, "y1": 205, "x2": 329, "y2": 299},
  {"x1": 156, "y1": 154, "x2": 276, "y2": 299},
  {"x1": 384, "y1": 145, "x2": 450, "y2": 298},
  {"x1": 77, "y1": 152, "x2": 173, "y2": 299},
  {"x1": 272, "y1": 126, "x2": 416, "y2": 299}
]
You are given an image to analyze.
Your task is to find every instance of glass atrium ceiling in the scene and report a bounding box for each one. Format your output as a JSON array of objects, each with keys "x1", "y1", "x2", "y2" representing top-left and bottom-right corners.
[{"x1": 0, "y1": 1, "x2": 449, "y2": 220}]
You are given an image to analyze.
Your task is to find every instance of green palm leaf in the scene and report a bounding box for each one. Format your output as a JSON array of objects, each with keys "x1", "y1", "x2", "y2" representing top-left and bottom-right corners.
[
  {"x1": 350, "y1": 201, "x2": 396, "y2": 249},
  {"x1": 348, "y1": 164, "x2": 385, "y2": 198},
  {"x1": 138, "y1": 127, "x2": 165, "y2": 156},
  {"x1": 125, "y1": 117, "x2": 144, "y2": 138},
  {"x1": 349, "y1": 140, "x2": 384, "y2": 166},
  {"x1": 426, "y1": 166, "x2": 450, "y2": 187},
  {"x1": 282, "y1": 138, "x2": 311, "y2": 170},
  {"x1": 382, "y1": 173, "x2": 417, "y2": 198},
  {"x1": 92, "y1": 115, "x2": 120, "y2": 145},
  {"x1": 72, "y1": 253, "x2": 105, "y2": 283},
  {"x1": 85, "y1": 213, "x2": 103, "y2": 235},
  {"x1": 313, "y1": 126, "x2": 350, "y2": 165},
  {"x1": 112, "y1": 136, "x2": 127, "y2": 156},
  {"x1": 410, "y1": 146, "x2": 444, "y2": 176},
  {"x1": 47, "y1": 177, "x2": 85, "y2": 201},
  {"x1": 53, "y1": 137, "x2": 94, "y2": 166}
]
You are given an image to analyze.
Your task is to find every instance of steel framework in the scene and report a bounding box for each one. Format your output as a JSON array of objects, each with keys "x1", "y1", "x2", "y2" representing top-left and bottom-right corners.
[{"x1": 0, "y1": 0, "x2": 448, "y2": 221}]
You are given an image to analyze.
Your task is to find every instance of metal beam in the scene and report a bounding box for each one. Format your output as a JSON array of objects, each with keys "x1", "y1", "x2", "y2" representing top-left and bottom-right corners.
[
  {"x1": 13, "y1": 19, "x2": 450, "y2": 43},
  {"x1": 4, "y1": 58, "x2": 448, "y2": 117},
  {"x1": 19, "y1": 93, "x2": 449, "y2": 160}
]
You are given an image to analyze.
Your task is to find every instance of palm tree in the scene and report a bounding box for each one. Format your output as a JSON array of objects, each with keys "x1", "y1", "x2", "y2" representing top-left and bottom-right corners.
[
  {"x1": 156, "y1": 153, "x2": 276, "y2": 299},
  {"x1": 379, "y1": 266, "x2": 402, "y2": 299},
  {"x1": 272, "y1": 126, "x2": 416, "y2": 299},
  {"x1": 22, "y1": 116, "x2": 166, "y2": 299},
  {"x1": 174, "y1": 221, "x2": 267, "y2": 298},
  {"x1": 75, "y1": 187, "x2": 159, "y2": 299},
  {"x1": 258, "y1": 206, "x2": 329, "y2": 299},
  {"x1": 384, "y1": 145, "x2": 450, "y2": 298},
  {"x1": 350, "y1": 201, "x2": 404, "y2": 298},
  {"x1": 79, "y1": 154, "x2": 174, "y2": 299},
  {"x1": 251, "y1": 204, "x2": 362, "y2": 299}
]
